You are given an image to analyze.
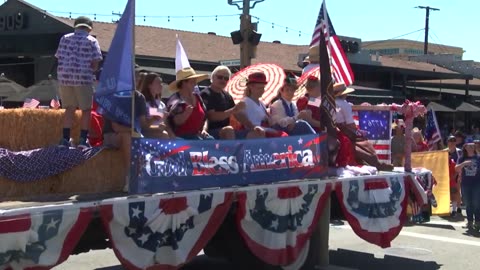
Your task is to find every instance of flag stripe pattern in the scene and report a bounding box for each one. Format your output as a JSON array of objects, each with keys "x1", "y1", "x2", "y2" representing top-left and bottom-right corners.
[
  {"x1": 425, "y1": 108, "x2": 442, "y2": 150},
  {"x1": 23, "y1": 98, "x2": 40, "y2": 109},
  {"x1": 0, "y1": 206, "x2": 92, "y2": 269},
  {"x1": 236, "y1": 182, "x2": 332, "y2": 266},
  {"x1": 50, "y1": 98, "x2": 61, "y2": 109},
  {"x1": 100, "y1": 191, "x2": 233, "y2": 270},
  {"x1": 353, "y1": 110, "x2": 392, "y2": 163},
  {"x1": 335, "y1": 175, "x2": 408, "y2": 248},
  {"x1": 310, "y1": 1, "x2": 354, "y2": 86}
]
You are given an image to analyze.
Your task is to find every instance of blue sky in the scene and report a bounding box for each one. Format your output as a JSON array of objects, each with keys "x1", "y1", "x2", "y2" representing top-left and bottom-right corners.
[{"x1": 23, "y1": 0, "x2": 479, "y2": 61}]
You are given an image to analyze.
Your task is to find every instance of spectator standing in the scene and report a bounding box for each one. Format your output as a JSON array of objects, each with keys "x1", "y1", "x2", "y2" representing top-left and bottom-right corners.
[
  {"x1": 55, "y1": 16, "x2": 102, "y2": 149},
  {"x1": 456, "y1": 140, "x2": 480, "y2": 232},
  {"x1": 446, "y1": 135, "x2": 463, "y2": 216}
]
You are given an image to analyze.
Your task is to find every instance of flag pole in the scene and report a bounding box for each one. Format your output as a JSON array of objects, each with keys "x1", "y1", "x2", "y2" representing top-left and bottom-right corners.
[{"x1": 130, "y1": 0, "x2": 136, "y2": 138}]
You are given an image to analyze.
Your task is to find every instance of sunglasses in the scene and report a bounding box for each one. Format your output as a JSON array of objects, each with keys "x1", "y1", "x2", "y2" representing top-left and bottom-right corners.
[{"x1": 216, "y1": 75, "x2": 229, "y2": 81}]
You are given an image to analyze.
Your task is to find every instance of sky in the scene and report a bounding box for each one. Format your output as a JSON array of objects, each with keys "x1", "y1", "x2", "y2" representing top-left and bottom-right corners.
[{"x1": 21, "y1": 0, "x2": 480, "y2": 61}]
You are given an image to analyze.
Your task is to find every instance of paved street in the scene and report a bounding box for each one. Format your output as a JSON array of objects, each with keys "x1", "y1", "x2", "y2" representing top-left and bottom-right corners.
[{"x1": 53, "y1": 215, "x2": 480, "y2": 270}]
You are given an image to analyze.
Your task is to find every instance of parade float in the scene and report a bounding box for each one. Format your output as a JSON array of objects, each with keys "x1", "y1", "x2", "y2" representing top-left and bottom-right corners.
[{"x1": 0, "y1": 0, "x2": 433, "y2": 269}]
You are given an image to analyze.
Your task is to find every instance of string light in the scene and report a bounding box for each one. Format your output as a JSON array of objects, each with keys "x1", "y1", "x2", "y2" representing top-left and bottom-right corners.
[{"x1": 42, "y1": 9, "x2": 307, "y2": 39}]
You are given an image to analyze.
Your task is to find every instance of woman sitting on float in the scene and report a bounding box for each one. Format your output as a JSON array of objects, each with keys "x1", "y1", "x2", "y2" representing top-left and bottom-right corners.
[
  {"x1": 269, "y1": 74, "x2": 316, "y2": 135},
  {"x1": 334, "y1": 83, "x2": 394, "y2": 171},
  {"x1": 233, "y1": 72, "x2": 285, "y2": 138},
  {"x1": 166, "y1": 67, "x2": 217, "y2": 140}
]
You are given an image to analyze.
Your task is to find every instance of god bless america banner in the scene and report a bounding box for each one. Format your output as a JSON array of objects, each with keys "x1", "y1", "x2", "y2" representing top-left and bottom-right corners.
[{"x1": 130, "y1": 134, "x2": 328, "y2": 193}]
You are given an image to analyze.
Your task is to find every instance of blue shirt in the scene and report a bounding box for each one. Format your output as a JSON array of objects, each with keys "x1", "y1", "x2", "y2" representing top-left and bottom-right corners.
[{"x1": 458, "y1": 156, "x2": 480, "y2": 185}]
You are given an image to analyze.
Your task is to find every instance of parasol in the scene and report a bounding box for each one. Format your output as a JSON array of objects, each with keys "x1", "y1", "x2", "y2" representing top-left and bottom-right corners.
[
  {"x1": 225, "y1": 63, "x2": 286, "y2": 105},
  {"x1": 5, "y1": 77, "x2": 59, "y2": 102},
  {"x1": 293, "y1": 67, "x2": 320, "y2": 102}
]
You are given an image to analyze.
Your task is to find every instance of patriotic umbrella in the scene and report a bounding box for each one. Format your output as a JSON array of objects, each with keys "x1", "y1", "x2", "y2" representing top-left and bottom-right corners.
[
  {"x1": 225, "y1": 63, "x2": 286, "y2": 105},
  {"x1": 100, "y1": 190, "x2": 233, "y2": 270},
  {"x1": 293, "y1": 67, "x2": 320, "y2": 102},
  {"x1": 0, "y1": 206, "x2": 92, "y2": 269},
  {"x1": 236, "y1": 182, "x2": 331, "y2": 266},
  {"x1": 335, "y1": 175, "x2": 408, "y2": 248}
]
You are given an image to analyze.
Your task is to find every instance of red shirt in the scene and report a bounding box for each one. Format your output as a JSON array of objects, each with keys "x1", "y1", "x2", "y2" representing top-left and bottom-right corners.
[
  {"x1": 297, "y1": 96, "x2": 321, "y2": 133},
  {"x1": 174, "y1": 97, "x2": 206, "y2": 137},
  {"x1": 413, "y1": 141, "x2": 429, "y2": 152}
]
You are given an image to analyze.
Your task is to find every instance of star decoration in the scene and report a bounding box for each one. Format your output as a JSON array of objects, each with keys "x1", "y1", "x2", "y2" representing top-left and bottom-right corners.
[
  {"x1": 131, "y1": 206, "x2": 142, "y2": 219},
  {"x1": 351, "y1": 201, "x2": 359, "y2": 209},
  {"x1": 138, "y1": 233, "x2": 150, "y2": 245},
  {"x1": 270, "y1": 219, "x2": 279, "y2": 230},
  {"x1": 298, "y1": 138, "x2": 303, "y2": 145},
  {"x1": 127, "y1": 227, "x2": 137, "y2": 235},
  {"x1": 46, "y1": 218, "x2": 59, "y2": 231},
  {"x1": 349, "y1": 184, "x2": 358, "y2": 193},
  {"x1": 215, "y1": 143, "x2": 220, "y2": 149}
]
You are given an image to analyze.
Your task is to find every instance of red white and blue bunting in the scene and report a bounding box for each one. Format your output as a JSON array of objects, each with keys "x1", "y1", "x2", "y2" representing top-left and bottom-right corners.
[
  {"x1": 0, "y1": 172, "x2": 431, "y2": 269},
  {"x1": 100, "y1": 190, "x2": 233, "y2": 270},
  {"x1": 335, "y1": 174, "x2": 409, "y2": 248},
  {"x1": 0, "y1": 205, "x2": 92, "y2": 270},
  {"x1": 236, "y1": 182, "x2": 332, "y2": 266}
]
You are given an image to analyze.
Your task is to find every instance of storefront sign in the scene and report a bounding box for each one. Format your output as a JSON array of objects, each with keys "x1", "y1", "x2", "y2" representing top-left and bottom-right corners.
[{"x1": 0, "y1": 12, "x2": 26, "y2": 32}]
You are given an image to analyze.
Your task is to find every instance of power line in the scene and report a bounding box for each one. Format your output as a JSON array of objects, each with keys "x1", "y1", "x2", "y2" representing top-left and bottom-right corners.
[{"x1": 362, "y1": 28, "x2": 425, "y2": 48}]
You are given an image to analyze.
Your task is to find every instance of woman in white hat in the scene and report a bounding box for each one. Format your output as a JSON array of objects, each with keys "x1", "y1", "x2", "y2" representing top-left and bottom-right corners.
[{"x1": 166, "y1": 67, "x2": 213, "y2": 140}]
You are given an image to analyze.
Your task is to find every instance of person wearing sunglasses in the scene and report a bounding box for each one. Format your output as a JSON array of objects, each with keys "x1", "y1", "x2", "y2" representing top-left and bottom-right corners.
[{"x1": 200, "y1": 66, "x2": 247, "y2": 139}]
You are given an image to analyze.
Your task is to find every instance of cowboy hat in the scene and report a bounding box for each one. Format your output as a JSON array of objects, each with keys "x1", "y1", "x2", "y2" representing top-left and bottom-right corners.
[
  {"x1": 333, "y1": 82, "x2": 355, "y2": 97},
  {"x1": 168, "y1": 67, "x2": 209, "y2": 91},
  {"x1": 308, "y1": 45, "x2": 320, "y2": 62}
]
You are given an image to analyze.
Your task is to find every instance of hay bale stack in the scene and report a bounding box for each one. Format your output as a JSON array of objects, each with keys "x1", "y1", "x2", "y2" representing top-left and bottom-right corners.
[
  {"x1": 0, "y1": 109, "x2": 83, "y2": 151},
  {"x1": 0, "y1": 149, "x2": 126, "y2": 200},
  {"x1": 0, "y1": 109, "x2": 126, "y2": 201}
]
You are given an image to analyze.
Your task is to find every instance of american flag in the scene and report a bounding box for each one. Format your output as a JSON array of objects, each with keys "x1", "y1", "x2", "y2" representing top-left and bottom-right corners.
[
  {"x1": 50, "y1": 98, "x2": 61, "y2": 109},
  {"x1": 425, "y1": 108, "x2": 442, "y2": 150},
  {"x1": 353, "y1": 110, "x2": 392, "y2": 163},
  {"x1": 310, "y1": 0, "x2": 354, "y2": 86},
  {"x1": 22, "y1": 98, "x2": 40, "y2": 109}
]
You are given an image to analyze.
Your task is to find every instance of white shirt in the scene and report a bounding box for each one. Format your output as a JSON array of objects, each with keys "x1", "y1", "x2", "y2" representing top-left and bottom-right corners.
[
  {"x1": 270, "y1": 98, "x2": 298, "y2": 128},
  {"x1": 335, "y1": 98, "x2": 355, "y2": 125},
  {"x1": 147, "y1": 99, "x2": 167, "y2": 126},
  {"x1": 243, "y1": 97, "x2": 268, "y2": 126}
]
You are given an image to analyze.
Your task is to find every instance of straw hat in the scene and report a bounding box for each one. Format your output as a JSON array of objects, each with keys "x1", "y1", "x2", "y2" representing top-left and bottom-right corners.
[
  {"x1": 308, "y1": 45, "x2": 320, "y2": 62},
  {"x1": 333, "y1": 82, "x2": 355, "y2": 97},
  {"x1": 168, "y1": 67, "x2": 208, "y2": 91}
]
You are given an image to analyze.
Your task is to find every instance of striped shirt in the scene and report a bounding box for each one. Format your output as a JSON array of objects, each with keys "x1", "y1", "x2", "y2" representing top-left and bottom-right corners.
[{"x1": 55, "y1": 30, "x2": 102, "y2": 86}]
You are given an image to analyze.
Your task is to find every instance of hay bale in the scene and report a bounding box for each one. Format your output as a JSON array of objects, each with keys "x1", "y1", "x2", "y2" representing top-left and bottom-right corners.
[
  {"x1": 0, "y1": 109, "x2": 127, "y2": 201},
  {"x1": 0, "y1": 109, "x2": 83, "y2": 151},
  {"x1": 0, "y1": 149, "x2": 126, "y2": 201}
]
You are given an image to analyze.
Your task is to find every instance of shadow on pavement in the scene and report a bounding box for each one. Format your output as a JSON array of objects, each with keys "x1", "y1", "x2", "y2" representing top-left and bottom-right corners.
[{"x1": 330, "y1": 249, "x2": 441, "y2": 270}]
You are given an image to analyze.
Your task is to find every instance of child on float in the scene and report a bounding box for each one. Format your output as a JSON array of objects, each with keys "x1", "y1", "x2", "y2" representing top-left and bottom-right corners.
[
  {"x1": 269, "y1": 74, "x2": 316, "y2": 135},
  {"x1": 139, "y1": 72, "x2": 175, "y2": 139},
  {"x1": 296, "y1": 75, "x2": 322, "y2": 132}
]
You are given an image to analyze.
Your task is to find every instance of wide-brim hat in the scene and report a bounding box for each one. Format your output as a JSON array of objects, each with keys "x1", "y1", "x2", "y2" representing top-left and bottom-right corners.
[
  {"x1": 74, "y1": 16, "x2": 93, "y2": 30},
  {"x1": 333, "y1": 82, "x2": 355, "y2": 97},
  {"x1": 168, "y1": 67, "x2": 209, "y2": 91},
  {"x1": 308, "y1": 45, "x2": 320, "y2": 62}
]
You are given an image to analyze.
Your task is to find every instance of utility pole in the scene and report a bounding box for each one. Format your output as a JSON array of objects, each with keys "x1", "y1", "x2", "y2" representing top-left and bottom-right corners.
[
  {"x1": 228, "y1": 0, "x2": 264, "y2": 68},
  {"x1": 417, "y1": 6, "x2": 439, "y2": 55}
]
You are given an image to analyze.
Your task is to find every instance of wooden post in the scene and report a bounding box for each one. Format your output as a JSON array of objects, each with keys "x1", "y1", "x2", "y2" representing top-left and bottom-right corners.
[
  {"x1": 317, "y1": 195, "x2": 331, "y2": 268},
  {"x1": 240, "y1": 14, "x2": 252, "y2": 69}
]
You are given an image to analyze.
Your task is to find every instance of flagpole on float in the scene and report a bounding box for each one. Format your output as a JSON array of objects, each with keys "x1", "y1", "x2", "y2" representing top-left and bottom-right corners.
[{"x1": 130, "y1": 0, "x2": 136, "y2": 138}]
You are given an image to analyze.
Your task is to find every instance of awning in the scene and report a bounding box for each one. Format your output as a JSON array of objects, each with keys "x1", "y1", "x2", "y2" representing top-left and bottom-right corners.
[
  {"x1": 455, "y1": 102, "x2": 480, "y2": 112},
  {"x1": 427, "y1": 101, "x2": 455, "y2": 112}
]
